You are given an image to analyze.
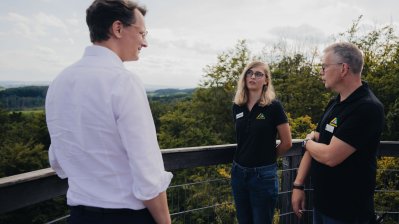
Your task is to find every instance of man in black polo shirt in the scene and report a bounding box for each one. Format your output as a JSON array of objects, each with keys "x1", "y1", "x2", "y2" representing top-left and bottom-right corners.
[{"x1": 291, "y1": 42, "x2": 385, "y2": 223}]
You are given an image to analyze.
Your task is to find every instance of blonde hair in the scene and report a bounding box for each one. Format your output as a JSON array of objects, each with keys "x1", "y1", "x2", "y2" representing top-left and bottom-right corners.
[{"x1": 233, "y1": 61, "x2": 276, "y2": 106}]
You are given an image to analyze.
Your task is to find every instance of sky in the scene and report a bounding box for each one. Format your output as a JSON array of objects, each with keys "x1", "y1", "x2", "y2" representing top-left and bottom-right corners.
[{"x1": 0, "y1": 0, "x2": 398, "y2": 89}]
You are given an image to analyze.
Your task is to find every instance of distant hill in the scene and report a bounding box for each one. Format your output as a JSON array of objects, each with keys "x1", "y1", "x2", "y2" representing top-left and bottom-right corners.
[
  {"x1": 147, "y1": 88, "x2": 195, "y2": 103},
  {"x1": 0, "y1": 86, "x2": 196, "y2": 110},
  {"x1": 0, "y1": 86, "x2": 48, "y2": 110},
  {"x1": 147, "y1": 88, "x2": 195, "y2": 97},
  {"x1": 0, "y1": 81, "x2": 50, "y2": 89}
]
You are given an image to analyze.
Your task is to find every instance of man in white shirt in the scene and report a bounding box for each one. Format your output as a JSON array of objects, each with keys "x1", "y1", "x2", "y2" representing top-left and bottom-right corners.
[{"x1": 45, "y1": 1, "x2": 172, "y2": 223}]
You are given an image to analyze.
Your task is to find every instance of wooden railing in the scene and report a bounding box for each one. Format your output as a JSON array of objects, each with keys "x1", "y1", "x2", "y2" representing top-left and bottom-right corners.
[{"x1": 1, "y1": 141, "x2": 398, "y2": 221}]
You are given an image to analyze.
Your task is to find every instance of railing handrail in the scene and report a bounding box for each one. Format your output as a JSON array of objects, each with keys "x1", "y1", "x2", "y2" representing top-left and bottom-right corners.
[{"x1": 0, "y1": 140, "x2": 398, "y2": 214}]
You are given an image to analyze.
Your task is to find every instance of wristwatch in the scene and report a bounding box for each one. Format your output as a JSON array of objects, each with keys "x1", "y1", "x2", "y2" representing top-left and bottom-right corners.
[{"x1": 302, "y1": 138, "x2": 310, "y2": 150}]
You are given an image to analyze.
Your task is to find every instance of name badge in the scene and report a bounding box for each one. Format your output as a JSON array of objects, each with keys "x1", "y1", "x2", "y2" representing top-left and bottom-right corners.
[
  {"x1": 236, "y1": 112, "x2": 243, "y2": 119},
  {"x1": 325, "y1": 124, "x2": 334, "y2": 133}
]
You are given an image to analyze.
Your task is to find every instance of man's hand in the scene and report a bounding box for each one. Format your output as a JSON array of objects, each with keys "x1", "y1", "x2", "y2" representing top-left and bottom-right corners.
[
  {"x1": 306, "y1": 131, "x2": 315, "y2": 141},
  {"x1": 291, "y1": 188, "x2": 306, "y2": 218}
]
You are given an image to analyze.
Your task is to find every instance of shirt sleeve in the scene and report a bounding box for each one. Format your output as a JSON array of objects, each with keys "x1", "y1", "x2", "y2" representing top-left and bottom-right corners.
[
  {"x1": 48, "y1": 144, "x2": 67, "y2": 179},
  {"x1": 334, "y1": 102, "x2": 384, "y2": 151},
  {"x1": 112, "y1": 73, "x2": 173, "y2": 201},
  {"x1": 272, "y1": 101, "x2": 288, "y2": 126}
]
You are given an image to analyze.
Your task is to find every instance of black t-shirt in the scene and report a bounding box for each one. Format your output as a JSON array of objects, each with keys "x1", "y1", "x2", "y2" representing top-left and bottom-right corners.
[
  {"x1": 312, "y1": 82, "x2": 384, "y2": 222},
  {"x1": 233, "y1": 100, "x2": 288, "y2": 167}
]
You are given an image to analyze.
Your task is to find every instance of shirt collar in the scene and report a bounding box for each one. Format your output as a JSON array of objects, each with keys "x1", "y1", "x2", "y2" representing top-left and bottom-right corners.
[
  {"x1": 83, "y1": 45, "x2": 124, "y2": 67},
  {"x1": 336, "y1": 81, "x2": 369, "y2": 104}
]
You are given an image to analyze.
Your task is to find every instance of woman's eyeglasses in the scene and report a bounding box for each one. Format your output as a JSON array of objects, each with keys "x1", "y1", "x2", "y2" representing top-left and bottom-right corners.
[{"x1": 245, "y1": 69, "x2": 265, "y2": 79}]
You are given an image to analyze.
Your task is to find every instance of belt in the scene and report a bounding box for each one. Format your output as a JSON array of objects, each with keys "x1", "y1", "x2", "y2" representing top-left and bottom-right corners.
[{"x1": 71, "y1": 205, "x2": 144, "y2": 214}]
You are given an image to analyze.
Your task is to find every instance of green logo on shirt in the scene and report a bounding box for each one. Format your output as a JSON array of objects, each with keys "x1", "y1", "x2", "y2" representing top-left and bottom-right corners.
[
  {"x1": 329, "y1": 117, "x2": 338, "y2": 127},
  {"x1": 256, "y1": 113, "x2": 265, "y2": 120}
]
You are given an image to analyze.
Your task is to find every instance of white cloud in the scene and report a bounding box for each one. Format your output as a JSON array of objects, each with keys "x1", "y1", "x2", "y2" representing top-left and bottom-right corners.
[
  {"x1": 269, "y1": 24, "x2": 329, "y2": 44},
  {"x1": 36, "y1": 12, "x2": 67, "y2": 30},
  {"x1": 1, "y1": 0, "x2": 399, "y2": 87},
  {"x1": 2, "y1": 11, "x2": 70, "y2": 39},
  {"x1": 6, "y1": 12, "x2": 29, "y2": 23}
]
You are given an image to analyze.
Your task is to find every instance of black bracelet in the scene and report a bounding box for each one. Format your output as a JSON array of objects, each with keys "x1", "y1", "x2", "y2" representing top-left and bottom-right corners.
[{"x1": 293, "y1": 184, "x2": 305, "y2": 190}]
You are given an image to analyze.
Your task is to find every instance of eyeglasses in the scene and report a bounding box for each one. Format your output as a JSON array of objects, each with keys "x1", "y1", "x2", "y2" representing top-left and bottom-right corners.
[
  {"x1": 320, "y1": 63, "x2": 343, "y2": 72},
  {"x1": 131, "y1": 25, "x2": 148, "y2": 39},
  {"x1": 138, "y1": 30, "x2": 148, "y2": 39},
  {"x1": 245, "y1": 69, "x2": 265, "y2": 79}
]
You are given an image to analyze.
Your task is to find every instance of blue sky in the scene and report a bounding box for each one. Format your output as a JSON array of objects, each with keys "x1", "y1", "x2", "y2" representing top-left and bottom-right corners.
[{"x1": 0, "y1": 0, "x2": 398, "y2": 88}]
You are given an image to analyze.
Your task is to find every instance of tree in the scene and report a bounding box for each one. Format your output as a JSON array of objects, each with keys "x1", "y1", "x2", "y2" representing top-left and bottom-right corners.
[
  {"x1": 335, "y1": 16, "x2": 399, "y2": 138},
  {"x1": 0, "y1": 111, "x2": 49, "y2": 178},
  {"x1": 288, "y1": 113, "x2": 317, "y2": 139},
  {"x1": 385, "y1": 99, "x2": 399, "y2": 140},
  {"x1": 271, "y1": 53, "x2": 331, "y2": 122}
]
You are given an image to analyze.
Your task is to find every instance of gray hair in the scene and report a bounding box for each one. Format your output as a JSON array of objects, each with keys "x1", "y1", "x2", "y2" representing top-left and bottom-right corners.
[{"x1": 324, "y1": 42, "x2": 364, "y2": 74}]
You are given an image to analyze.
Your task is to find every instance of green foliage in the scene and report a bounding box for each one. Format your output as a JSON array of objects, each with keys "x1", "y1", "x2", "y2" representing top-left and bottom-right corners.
[
  {"x1": 271, "y1": 53, "x2": 332, "y2": 122},
  {"x1": 0, "y1": 86, "x2": 48, "y2": 110},
  {"x1": 201, "y1": 39, "x2": 250, "y2": 91},
  {"x1": 158, "y1": 100, "x2": 223, "y2": 148},
  {"x1": 0, "y1": 142, "x2": 47, "y2": 177},
  {"x1": 288, "y1": 113, "x2": 317, "y2": 139},
  {"x1": 258, "y1": 37, "x2": 333, "y2": 122},
  {"x1": 168, "y1": 165, "x2": 234, "y2": 224},
  {"x1": 385, "y1": 99, "x2": 399, "y2": 140},
  {"x1": 375, "y1": 157, "x2": 399, "y2": 224},
  {"x1": 0, "y1": 197, "x2": 68, "y2": 224},
  {"x1": 0, "y1": 109, "x2": 49, "y2": 178},
  {"x1": 0, "y1": 109, "x2": 53, "y2": 223}
]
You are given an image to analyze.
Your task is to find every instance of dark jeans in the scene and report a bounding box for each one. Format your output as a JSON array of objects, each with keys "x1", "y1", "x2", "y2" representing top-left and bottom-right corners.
[
  {"x1": 231, "y1": 161, "x2": 278, "y2": 224},
  {"x1": 313, "y1": 209, "x2": 370, "y2": 224},
  {"x1": 68, "y1": 205, "x2": 156, "y2": 224}
]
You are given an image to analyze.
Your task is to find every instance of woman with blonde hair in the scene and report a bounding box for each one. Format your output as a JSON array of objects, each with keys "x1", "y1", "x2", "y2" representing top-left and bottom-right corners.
[{"x1": 231, "y1": 61, "x2": 292, "y2": 224}]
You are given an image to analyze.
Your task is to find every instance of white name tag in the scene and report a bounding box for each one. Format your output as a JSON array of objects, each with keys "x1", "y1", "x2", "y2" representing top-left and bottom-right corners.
[
  {"x1": 325, "y1": 124, "x2": 334, "y2": 133},
  {"x1": 236, "y1": 112, "x2": 244, "y2": 119}
]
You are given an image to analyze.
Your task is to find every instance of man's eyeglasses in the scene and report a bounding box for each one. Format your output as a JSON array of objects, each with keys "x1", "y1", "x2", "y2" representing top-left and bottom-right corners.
[
  {"x1": 245, "y1": 69, "x2": 265, "y2": 79},
  {"x1": 138, "y1": 30, "x2": 148, "y2": 39},
  {"x1": 320, "y1": 63, "x2": 343, "y2": 72},
  {"x1": 131, "y1": 25, "x2": 148, "y2": 39}
]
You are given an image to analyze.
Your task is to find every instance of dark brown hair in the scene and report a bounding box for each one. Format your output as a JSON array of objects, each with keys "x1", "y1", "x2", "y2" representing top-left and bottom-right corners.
[{"x1": 86, "y1": 0, "x2": 146, "y2": 43}]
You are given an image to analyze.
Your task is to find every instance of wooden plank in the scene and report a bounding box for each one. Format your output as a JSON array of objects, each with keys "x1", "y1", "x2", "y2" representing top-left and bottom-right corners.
[{"x1": 0, "y1": 141, "x2": 397, "y2": 214}]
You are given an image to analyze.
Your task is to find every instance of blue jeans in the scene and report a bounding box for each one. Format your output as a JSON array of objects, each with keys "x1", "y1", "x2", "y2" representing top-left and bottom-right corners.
[
  {"x1": 231, "y1": 161, "x2": 278, "y2": 224},
  {"x1": 313, "y1": 209, "x2": 370, "y2": 224}
]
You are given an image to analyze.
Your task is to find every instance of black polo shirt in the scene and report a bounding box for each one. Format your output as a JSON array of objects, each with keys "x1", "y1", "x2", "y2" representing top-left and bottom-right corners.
[
  {"x1": 233, "y1": 100, "x2": 288, "y2": 167},
  {"x1": 312, "y1": 82, "x2": 384, "y2": 222}
]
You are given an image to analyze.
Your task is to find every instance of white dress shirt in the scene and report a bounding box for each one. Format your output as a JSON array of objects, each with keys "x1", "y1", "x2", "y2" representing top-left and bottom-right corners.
[{"x1": 46, "y1": 45, "x2": 172, "y2": 210}]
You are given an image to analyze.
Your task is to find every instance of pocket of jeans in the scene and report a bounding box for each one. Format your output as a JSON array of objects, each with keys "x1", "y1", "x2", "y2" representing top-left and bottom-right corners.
[
  {"x1": 255, "y1": 170, "x2": 278, "y2": 197},
  {"x1": 256, "y1": 169, "x2": 276, "y2": 181}
]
